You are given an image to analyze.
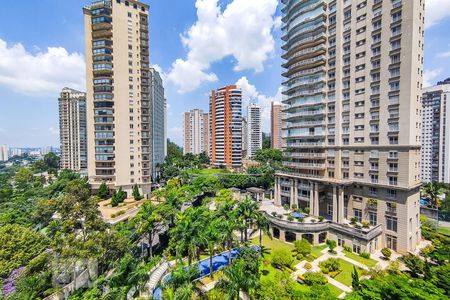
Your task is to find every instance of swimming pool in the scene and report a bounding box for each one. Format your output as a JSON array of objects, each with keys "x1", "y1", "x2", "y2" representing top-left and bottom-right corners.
[
  {"x1": 291, "y1": 212, "x2": 305, "y2": 218},
  {"x1": 153, "y1": 246, "x2": 258, "y2": 299}
]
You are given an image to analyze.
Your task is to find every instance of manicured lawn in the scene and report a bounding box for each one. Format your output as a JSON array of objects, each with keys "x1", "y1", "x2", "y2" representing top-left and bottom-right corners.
[
  {"x1": 310, "y1": 245, "x2": 327, "y2": 259},
  {"x1": 250, "y1": 234, "x2": 295, "y2": 252},
  {"x1": 343, "y1": 250, "x2": 378, "y2": 267},
  {"x1": 190, "y1": 168, "x2": 228, "y2": 175},
  {"x1": 326, "y1": 283, "x2": 344, "y2": 297},
  {"x1": 332, "y1": 259, "x2": 360, "y2": 287},
  {"x1": 438, "y1": 226, "x2": 450, "y2": 236}
]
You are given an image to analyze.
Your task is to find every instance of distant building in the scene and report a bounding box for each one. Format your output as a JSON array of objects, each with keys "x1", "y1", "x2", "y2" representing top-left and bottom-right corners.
[
  {"x1": 209, "y1": 85, "x2": 242, "y2": 168},
  {"x1": 0, "y1": 145, "x2": 8, "y2": 162},
  {"x1": 8, "y1": 148, "x2": 22, "y2": 157},
  {"x1": 58, "y1": 87, "x2": 87, "y2": 171},
  {"x1": 247, "y1": 103, "x2": 262, "y2": 158},
  {"x1": 242, "y1": 117, "x2": 248, "y2": 159},
  {"x1": 183, "y1": 109, "x2": 209, "y2": 155},
  {"x1": 150, "y1": 68, "x2": 166, "y2": 180},
  {"x1": 164, "y1": 100, "x2": 168, "y2": 157},
  {"x1": 271, "y1": 102, "x2": 284, "y2": 149},
  {"x1": 421, "y1": 78, "x2": 450, "y2": 183}
]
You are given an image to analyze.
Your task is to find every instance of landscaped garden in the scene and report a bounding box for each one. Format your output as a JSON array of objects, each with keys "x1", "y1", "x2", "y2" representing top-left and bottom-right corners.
[{"x1": 342, "y1": 249, "x2": 378, "y2": 267}]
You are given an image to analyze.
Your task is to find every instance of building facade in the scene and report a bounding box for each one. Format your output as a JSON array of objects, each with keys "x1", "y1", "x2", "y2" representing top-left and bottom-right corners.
[
  {"x1": 83, "y1": 0, "x2": 151, "y2": 197},
  {"x1": 0, "y1": 145, "x2": 8, "y2": 162},
  {"x1": 247, "y1": 103, "x2": 262, "y2": 158},
  {"x1": 273, "y1": 0, "x2": 423, "y2": 254},
  {"x1": 150, "y1": 67, "x2": 166, "y2": 180},
  {"x1": 58, "y1": 88, "x2": 87, "y2": 171},
  {"x1": 242, "y1": 117, "x2": 248, "y2": 159},
  {"x1": 271, "y1": 102, "x2": 284, "y2": 149},
  {"x1": 421, "y1": 78, "x2": 450, "y2": 183},
  {"x1": 183, "y1": 109, "x2": 209, "y2": 155},
  {"x1": 209, "y1": 85, "x2": 242, "y2": 168}
]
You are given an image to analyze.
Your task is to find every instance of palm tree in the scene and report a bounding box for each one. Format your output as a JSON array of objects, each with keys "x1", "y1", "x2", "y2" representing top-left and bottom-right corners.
[
  {"x1": 134, "y1": 202, "x2": 164, "y2": 258},
  {"x1": 236, "y1": 197, "x2": 260, "y2": 242},
  {"x1": 216, "y1": 199, "x2": 239, "y2": 263},
  {"x1": 162, "y1": 263, "x2": 201, "y2": 300},
  {"x1": 203, "y1": 214, "x2": 221, "y2": 278},
  {"x1": 255, "y1": 211, "x2": 271, "y2": 249},
  {"x1": 422, "y1": 182, "x2": 444, "y2": 209}
]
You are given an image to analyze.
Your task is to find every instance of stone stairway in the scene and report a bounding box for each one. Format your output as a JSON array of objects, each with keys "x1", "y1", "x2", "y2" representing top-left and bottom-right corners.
[{"x1": 146, "y1": 260, "x2": 169, "y2": 294}]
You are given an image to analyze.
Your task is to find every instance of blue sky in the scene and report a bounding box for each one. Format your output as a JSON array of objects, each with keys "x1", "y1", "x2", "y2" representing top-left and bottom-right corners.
[{"x1": 0, "y1": 0, "x2": 449, "y2": 147}]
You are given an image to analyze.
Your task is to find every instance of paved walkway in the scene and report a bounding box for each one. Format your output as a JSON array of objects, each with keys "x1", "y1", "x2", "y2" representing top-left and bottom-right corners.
[{"x1": 327, "y1": 276, "x2": 352, "y2": 293}]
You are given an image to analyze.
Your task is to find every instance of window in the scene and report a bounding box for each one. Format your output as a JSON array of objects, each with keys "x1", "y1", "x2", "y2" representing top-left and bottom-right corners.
[
  {"x1": 353, "y1": 244, "x2": 361, "y2": 254},
  {"x1": 369, "y1": 212, "x2": 377, "y2": 226},
  {"x1": 327, "y1": 204, "x2": 333, "y2": 216},
  {"x1": 386, "y1": 235, "x2": 397, "y2": 251},
  {"x1": 386, "y1": 216, "x2": 398, "y2": 232},
  {"x1": 387, "y1": 190, "x2": 397, "y2": 199},
  {"x1": 354, "y1": 209, "x2": 362, "y2": 222},
  {"x1": 389, "y1": 176, "x2": 398, "y2": 186},
  {"x1": 369, "y1": 187, "x2": 377, "y2": 196}
]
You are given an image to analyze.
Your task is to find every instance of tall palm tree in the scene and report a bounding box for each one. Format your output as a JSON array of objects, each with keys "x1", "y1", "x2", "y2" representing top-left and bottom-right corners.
[
  {"x1": 134, "y1": 202, "x2": 164, "y2": 258},
  {"x1": 422, "y1": 182, "x2": 444, "y2": 209},
  {"x1": 216, "y1": 199, "x2": 239, "y2": 263},
  {"x1": 255, "y1": 211, "x2": 271, "y2": 250},
  {"x1": 236, "y1": 197, "x2": 260, "y2": 242},
  {"x1": 203, "y1": 214, "x2": 221, "y2": 278},
  {"x1": 162, "y1": 263, "x2": 201, "y2": 300}
]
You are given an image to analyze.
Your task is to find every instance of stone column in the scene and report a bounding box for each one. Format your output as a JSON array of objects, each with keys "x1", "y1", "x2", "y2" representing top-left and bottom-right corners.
[
  {"x1": 279, "y1": 230, "x2": 286, "y2": 242},
  {"x1": 290, "y1": 179, "x2": 295, "y2": 208},
  {"x1": 338, "y1": 186, "x2": 344, "y2": 223},
  {"x1": 313, "y1": 233, "x2": 320, "y2": 245},
  {"x1": 332, "y1": 185, "x2": 338, "y2": 223},
  {"x1": 309, "y1": 182, "x2": 314, "y2": 212},
  {"x1": 313, "y1": 183, "x2": 319, "y2": 216},
  {"x1": 274, "y1": 177, "x2": 281, "y2": 206},
  {"x1": 292, "y1": 179, "x2": 298, "y2": 209}
]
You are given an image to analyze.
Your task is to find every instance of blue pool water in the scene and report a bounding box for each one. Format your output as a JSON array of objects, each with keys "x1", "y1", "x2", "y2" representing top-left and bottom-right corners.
[
  {"x1": 291, "y1": 212, "x2": 305, "y2": 218},
  {"x1": 153, "y1": 246, "x2": 258, "y2": 299},
  {"x1": 420, "y1": 198, "x2": 429, "y2": 205}
]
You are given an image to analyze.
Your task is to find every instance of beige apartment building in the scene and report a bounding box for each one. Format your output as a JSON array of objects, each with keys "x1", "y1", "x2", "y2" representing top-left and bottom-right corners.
[
  {"x1": 273, "y1": 0, "x2": 423, "y2": 254},
  {"x1": 271, "y1": 102, "x2": 284, "y2": 149},
  {"x1": 83, "y1": 0, "x2": 151, "y2": 197},
  {"x1": 58, "y1": 88, "x2": 87, "y2": 172},
  {"x1": 183, "y1": 109, "x2": 209, "y2": 155}
]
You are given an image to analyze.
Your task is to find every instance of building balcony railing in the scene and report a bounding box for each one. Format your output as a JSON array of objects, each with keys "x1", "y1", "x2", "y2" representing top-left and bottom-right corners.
[{"x1": 283, "y1": 152, "x2": 326, "y2": 159}]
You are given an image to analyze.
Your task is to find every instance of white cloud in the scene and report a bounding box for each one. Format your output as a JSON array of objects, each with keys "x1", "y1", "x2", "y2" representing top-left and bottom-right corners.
[
  {"x1": 236, "y1": 76, "x2": 282, "y2": 133},
  {"x1": 48, "y1": 127, "x2": 59, "y2": 135},
  {"x1": 425, "y1": 0, "x2": 450, "y2": 29},
  {"x1": 0, "y1": 38, "x2": 85, "y2": 96},
  {"x1": 152, "y1": 64, "x2": 168, "y2": 85},
  {"x1": 424, "y1": 68, "x2": 443, "y2": 87},
  {"x1": 167, "y1": 0, "x2": 279, "y2": 93},
  {"x1": 437, "y1": 51, "x2": 450, "y2": 58},
  {"x1": 168, "y1": 126, "x2": 183, "y2": 146}
]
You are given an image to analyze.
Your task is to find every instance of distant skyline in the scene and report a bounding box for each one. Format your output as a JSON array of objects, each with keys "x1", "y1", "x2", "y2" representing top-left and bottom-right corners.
[{"x1": 0, "y1": 0, "x2": 450, "y2": 147}]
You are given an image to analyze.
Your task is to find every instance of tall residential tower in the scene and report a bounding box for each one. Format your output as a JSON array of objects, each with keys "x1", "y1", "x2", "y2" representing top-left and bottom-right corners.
[
  {"x1": 150, "y1": 67, "x2": 166, "y2": 180},
  {"x1": 247, "y1": 103, "x2": 262, "y2": 158},
  {"x1": 421, "y1": 78, "x2": 450, "y2": 183},
  {"x1": 183, "y1": 109, "x2": 209, "y2": 155},
  {"x1": 274, "y1": 0, "x2": 423, "y2": 254},
  {"x1": 271, "y1": 102, "x2": 284, "y2": 149},
  {"x1": 83, "y1": 0, "x2": 151, "y2": 197},
  {"x1": 209, "y1": 85, "x2": 242, "y2": 168},
  {"x1": 58, "y1": 88, "x2": 87, "y2": 172}
]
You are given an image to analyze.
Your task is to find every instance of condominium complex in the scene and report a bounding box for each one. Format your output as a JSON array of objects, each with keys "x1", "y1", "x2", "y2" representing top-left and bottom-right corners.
[
  {"x1": 209, "y1": 85, "x2": 243, "y2": 168},
  {"x1": 271, "y1": 102, "x2": 284, "y2": 149},
  {"x1": 0, "y1": 145, "x2": 8, "y2": 162},
  {"x1": 421, "y1": 78, "x2": 450, "y2": 183},
  {"x1": 183, "y1": 109, "x2": 209, "y2": 155},
  {"x1": 58, "y1": 88, "x2": 87, "y2": 171},
  {"x1": 83, "y1": 0, "x2": 152, "y2": 197},
  {"x1": 273, "y1": 0, "x2": 423, "y2": 254},
  {"x1": 246, "y1": 103, "x2": 262, "y2": 158},
  {"x1": 150, "y1": 67, "x2": 166, "y2": 180}
]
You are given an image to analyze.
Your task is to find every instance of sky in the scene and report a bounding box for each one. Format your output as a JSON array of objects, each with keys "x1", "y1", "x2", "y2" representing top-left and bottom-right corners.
[{"x1": 0, "y1": 0, "x2": 450, "y2": 147}]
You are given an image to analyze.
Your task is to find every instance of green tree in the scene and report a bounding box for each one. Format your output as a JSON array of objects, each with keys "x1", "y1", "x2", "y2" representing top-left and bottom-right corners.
[
  {"x1": 272, "y1": 248, "x2": 295, "y2": 269},
  {"x1": 303, "y1": 271, "x2": 327, "y2": 286},
  {"x1": 236, "y1": 197, "x2": 259, "y2": 242},
  {"x1": 381, "y1": 247, "x2": 392, "y2": 260},
  {"x1": 97, "y1": 182, "x2": 109, "y2": 200},
  {"x1": 402, "y1": 254, "x2": 425, "y2": 277},
  {"x1": 14, "y1": 167, "x2": 34, "y2": 191},
  {"x1": 203, "y1": 213, "x2": 221, "y2": 278},
  {"x1": 351, "y1": 266, "x2": 360, "y2": 290},
  {"x1": 133, "y1": 202, "x2": 164, "y2": 258},
  {"x1": 132, "y1": 184, "x2": 143, "y2": 200},
  {"x1": 162, "y1": 263, "x2": 201, "y2": 300},
  {"x1": 422, "y1": 182, "x2": 445, "y2": 209},
  {"x1": 293, "y1": 239, "x2": 312, "y2": 258},
  {"x1": 255, "y1": 211, "x2": 271, "y2": 250},
  {"x1": 326, "y1": 239, "x2": 337, "y2": 253},
  {"x1": 0, "y1": 224, "x2": 49, "y2": 278}
]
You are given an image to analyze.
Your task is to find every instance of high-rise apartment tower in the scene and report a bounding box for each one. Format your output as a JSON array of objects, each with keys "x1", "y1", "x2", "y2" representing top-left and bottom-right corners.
[
  {"x1": 271, "y1": 102, "x2": 284, "y2": 149},
  {"x1": 150, "y1": 67, "x2": 166, "y2": 180},
  {"x1": 58, "y1": 87, "x2": 87, "y2": 171},
  {"x1": 183, "y1": 109, "x2": 209, "y2": 155},
  {"x1": 274, "y1": 0, "x2": 423, "y2": 254},
  {"x1": 83, "y1": 0, "x2": 151, "y2": 197},
  {"x1": 209, "y1": 85, "x2": 242, "y2": 168},
  {"x1": 247, "y1": 103, "x2": 262, "y2": 158},
  {"x1": 421, "y1": 78, "x2": 450, "y2": 183}
]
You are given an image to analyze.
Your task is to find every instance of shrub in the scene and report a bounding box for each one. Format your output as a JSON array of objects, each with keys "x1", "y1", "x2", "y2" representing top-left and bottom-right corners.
[
  {"x1": 272, "y1": 248, "x2": 295, "y2": 269},
  {"x1": 304, "y1": 207, "x2": 310, "y2": 214},
  {"x1": 319, "y1": 216, "x2": 324, "y2": 222},
  {"x1": 361, "y1": 220, "x2": 370, "y2": 228},
  {"x1": 381, "y1": 248, "x2": 392, "y2": 260},
  {"x1": 360, "y1": 251, "x2": 370, "y2": 259},
  {"x1": 292, "y1": 204, "x2": 298, "y2": 210},
  {"x1": 328, "y1": 270, "x2": 341, "y2": 278},
  {"x1": 296, "y1": 254, "x2": 304, "y2": 260},
  {"x1": 343, "y1": 245, "x2": 352, "y2": 252},
  {"x1": 294, "y1": 239, "x2": 312, "y2": 257},
  {"x1": 283, "y1": 204, "x2": 290, "y2": 210},
  {"x1": 304, "y1": 262, "x2": 312, "y2": 270},
  {"x1": 350, "y1": 218, "x2": 357, "y2": 225},
  {"x1": 271, "y1": 211, "x2": 277, "y2": 217},
  {"x1": 303, "y1": 272, "x2": 327, "y2": 286},
  {"x1": 132, "y1": 184, "x2": 143, "y2": 200},
  {"x1": 298, "y1": 217, "x2": 305, "y2": 223},
  {"x1": 311, "y1": 219, "x2": 316, "y2": 223},
  {"x1": 319, "y1": 258, "x2": 341, "y2": 274},
  {"x1": 326, "y1": 239, "x2": 337, "y2": 253},
  {"x1": 288, "y1": 215, "x2": 295, "y2": 221}
]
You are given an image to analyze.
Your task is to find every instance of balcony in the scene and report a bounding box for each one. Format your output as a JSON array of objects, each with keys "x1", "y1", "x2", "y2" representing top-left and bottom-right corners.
[{"x1": 282, "y1": 161, "x2": 326, "y2": 170}]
